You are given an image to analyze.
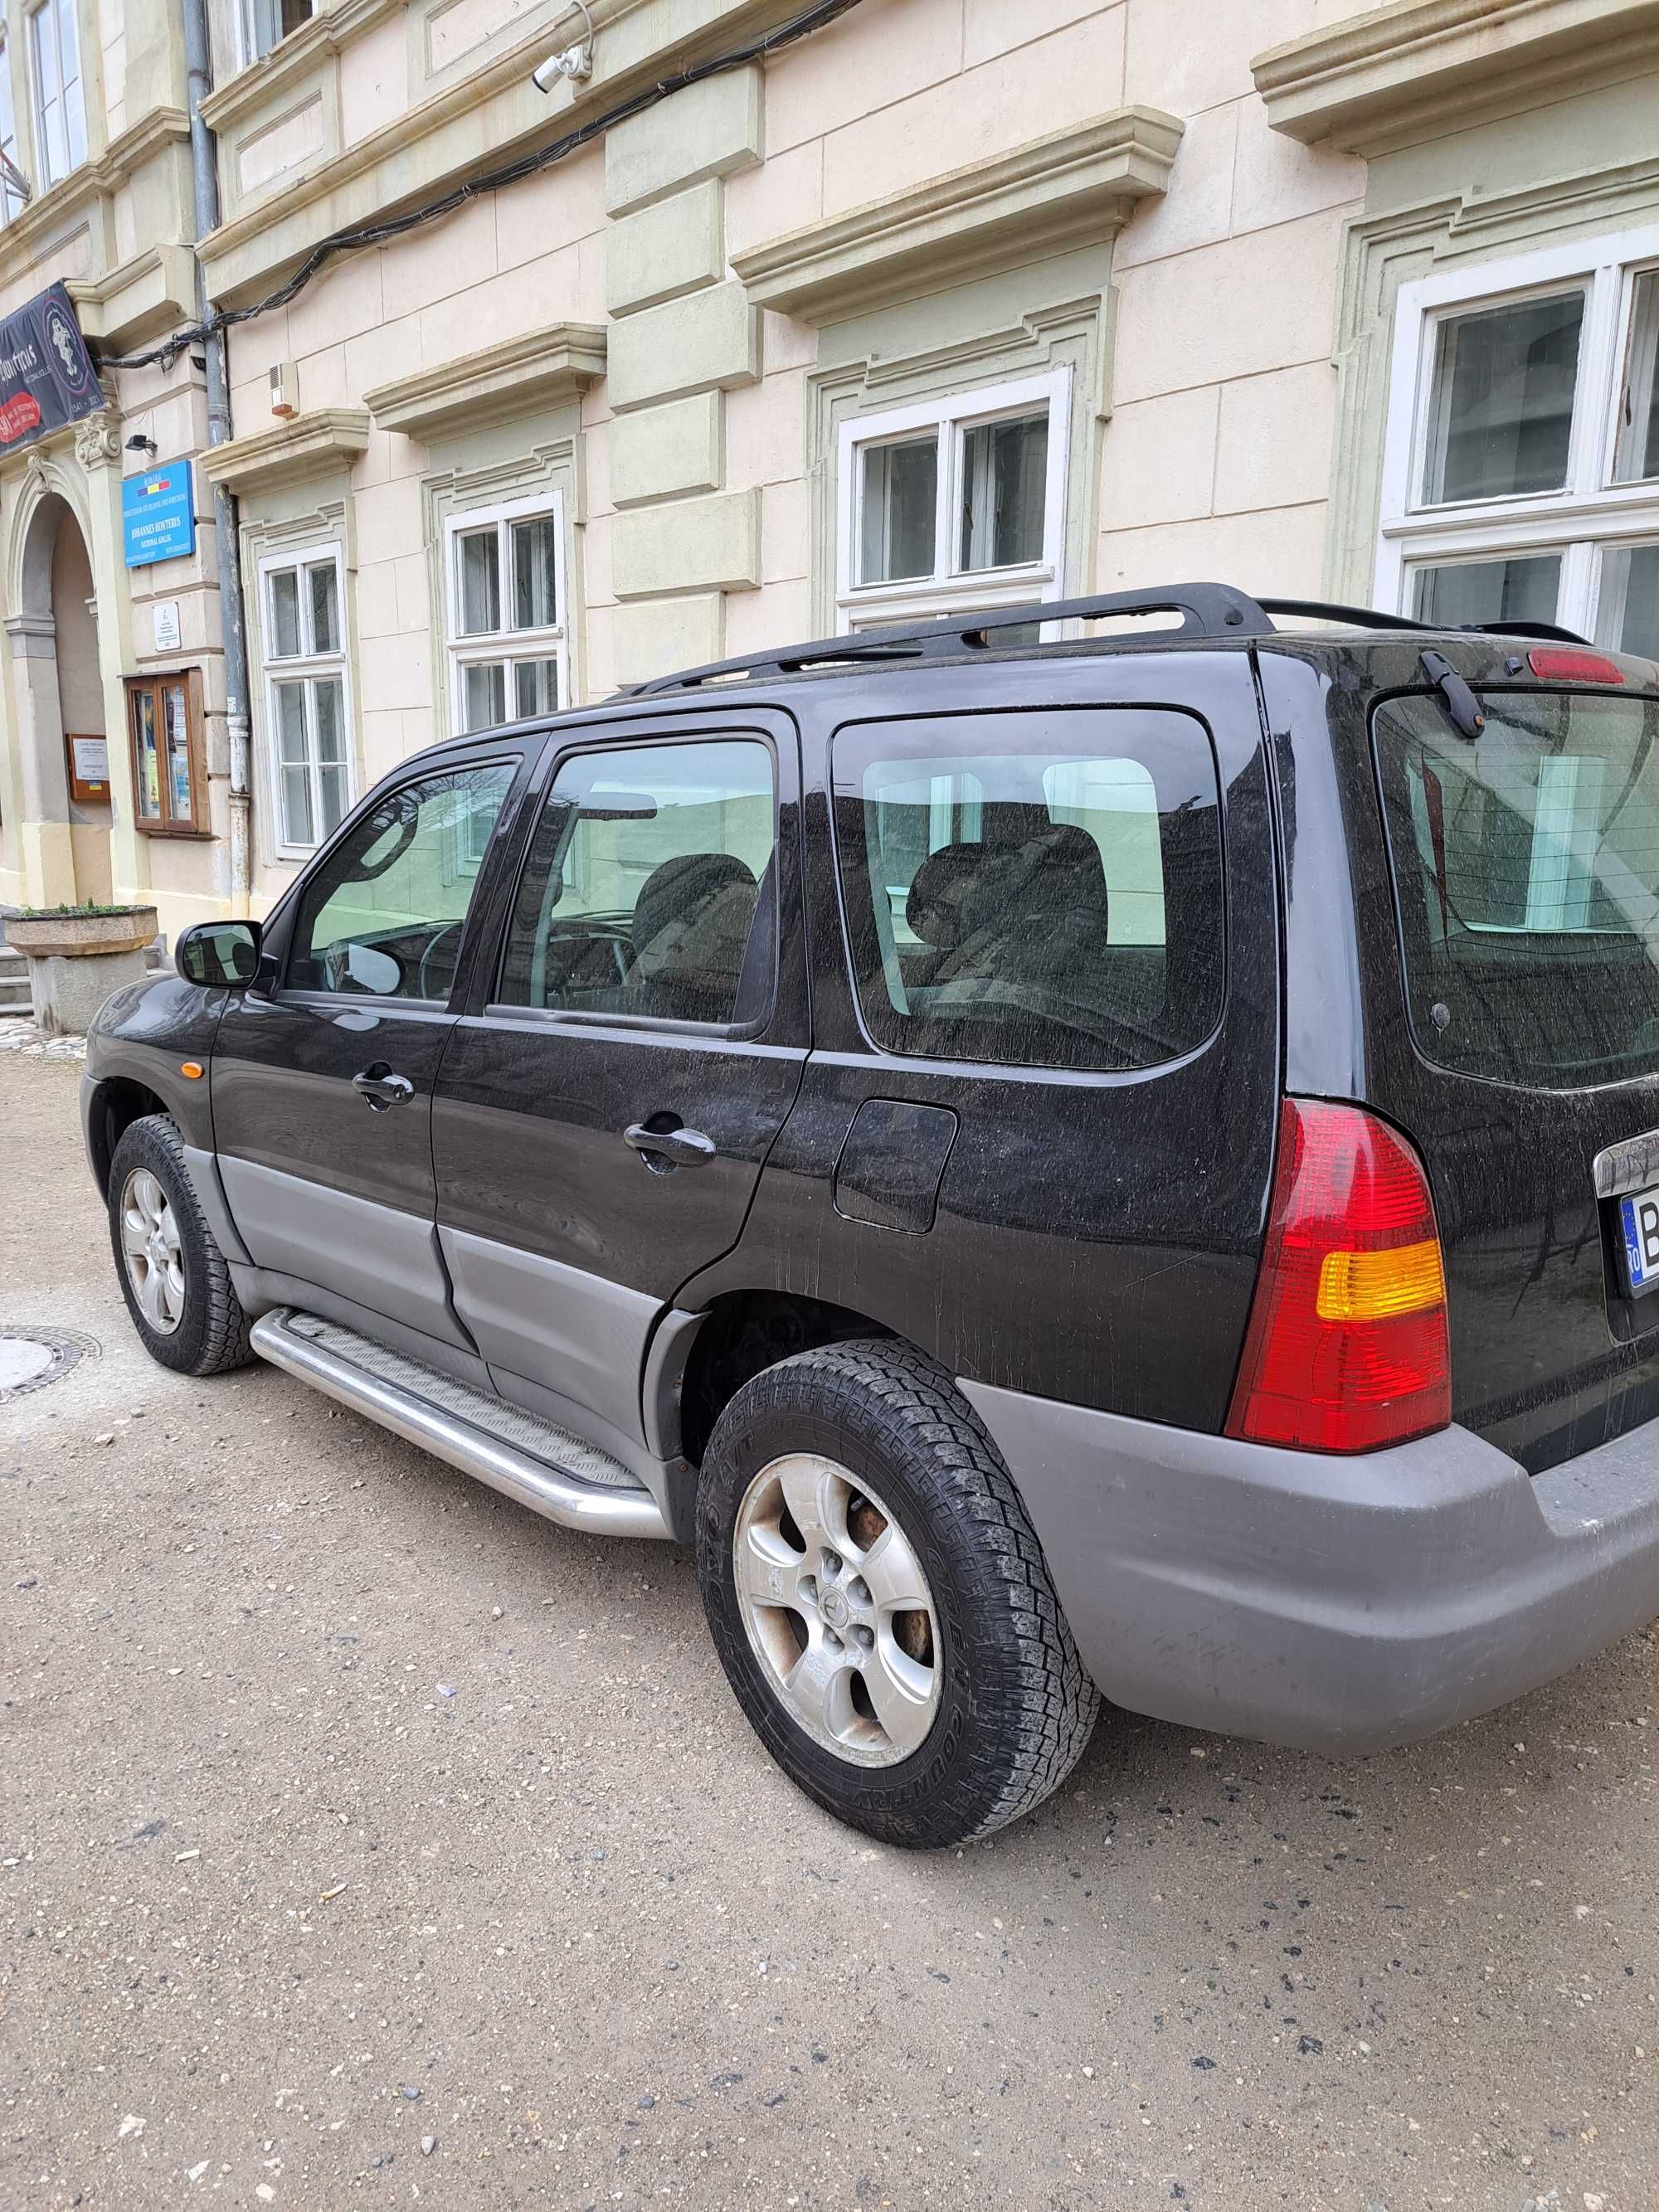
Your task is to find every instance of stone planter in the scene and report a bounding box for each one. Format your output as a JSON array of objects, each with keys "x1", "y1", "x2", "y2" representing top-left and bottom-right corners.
[{"x1": 5, "y1": 906, "x2": 158, "y2": 1038}]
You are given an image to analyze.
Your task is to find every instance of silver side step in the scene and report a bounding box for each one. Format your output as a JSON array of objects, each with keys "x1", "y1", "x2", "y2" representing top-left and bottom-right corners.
[{"x1": 250, "y1": 1307, "x2": 670, "y2": 1541}]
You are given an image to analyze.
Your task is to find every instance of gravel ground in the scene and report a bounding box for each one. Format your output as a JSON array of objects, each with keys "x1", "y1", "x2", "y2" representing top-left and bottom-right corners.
[{"x1": 2, "y1": 1049, "x2": 1655, "y2": 2212}]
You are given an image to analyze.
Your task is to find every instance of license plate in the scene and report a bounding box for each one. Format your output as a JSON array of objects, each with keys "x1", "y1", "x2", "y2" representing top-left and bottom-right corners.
[{"x1": 1619, "y1": 1182, "x2": 1659, "y2": 1296}]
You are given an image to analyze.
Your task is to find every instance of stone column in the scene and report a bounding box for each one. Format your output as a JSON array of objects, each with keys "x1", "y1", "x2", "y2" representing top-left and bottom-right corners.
[
  {"x1": 602, "y1": 68, "x2": 764, "y2": 687},
  {"x1": 4, "y1": 608, "x2": 75, "y2": 907},
  {"x1": 75, "y1": 411, "x2": 148, "y2": 912}
]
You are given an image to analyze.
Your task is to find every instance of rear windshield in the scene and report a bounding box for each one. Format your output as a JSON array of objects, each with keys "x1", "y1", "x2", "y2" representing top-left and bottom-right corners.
[
  {"x1": 831, "y1": 707, "x2": 1224, "y2": 1072},
  {"x1": 1373, "y1": 687, "x2": 1659, "y2": 1087}
]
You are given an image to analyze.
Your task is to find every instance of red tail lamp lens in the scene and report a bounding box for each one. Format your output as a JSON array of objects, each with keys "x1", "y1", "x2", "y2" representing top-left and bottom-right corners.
[
  {"x1": 1226, "y1": 1100, "x2": 1452, "y2": 1455},
  {"x1": 1527, "y1": 647, "x2": 1624, "y2": 684}
]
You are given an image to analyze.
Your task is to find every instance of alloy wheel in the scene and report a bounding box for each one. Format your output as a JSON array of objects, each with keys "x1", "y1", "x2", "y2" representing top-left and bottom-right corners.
[
  {"x1": 732, "y1": 1453, "x2": 941, "y2": 1767},
  {"x1": 119, "y1": 1167, "x2": 185, "y2": 1336}
]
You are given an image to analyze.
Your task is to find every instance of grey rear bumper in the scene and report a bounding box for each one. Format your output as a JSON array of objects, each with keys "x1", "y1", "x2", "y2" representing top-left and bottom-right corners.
[{"x1": 961, "y1": 1380, "x2": 1659, "y2": 1757}]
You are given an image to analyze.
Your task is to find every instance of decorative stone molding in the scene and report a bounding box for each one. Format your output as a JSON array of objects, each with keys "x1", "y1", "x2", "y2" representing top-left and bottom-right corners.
[
  {"x1": 198, "y1": 409, "x2": 371, "y2": 498},
  {"x1": 4, "y1": 611, "x2": 57, "y2": 660},
  {"x1": 73, "y1": 416, "x2": 123, "y2": 471},
  {"x1": 69, "y1": 245, "x2": 197, "y2": 353},
  {"x1": 732, "y1": 108, "x2": 1183, "y2": 323},
  {"x1": 1253, "y1": 0, "x2": 1659, "y2": 156},
  {"x1": 364, "y1": 324, "x2": 607, "y2": 441},
  {"x1": 198, "y1": 0, "x2": 404, "y2": 134},
  {"x1": 197, "y1": 0, "x2": 800, "y2": 307},
  {"x1": 0, "y1": 105, "x2": 192, "y2": 299}
]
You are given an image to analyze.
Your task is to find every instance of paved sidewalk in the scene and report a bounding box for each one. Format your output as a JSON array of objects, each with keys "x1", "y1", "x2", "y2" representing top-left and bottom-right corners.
[{"x1": 2, "y1": 1049, "x2": 1655, "y2": 2211}]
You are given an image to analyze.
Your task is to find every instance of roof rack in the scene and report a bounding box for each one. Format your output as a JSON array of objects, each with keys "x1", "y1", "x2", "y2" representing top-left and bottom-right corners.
[
  {"x1": 621, "y1": 584, "x2": 1272, "y2": 695},
  {"x1": 1259, "y1": 596, "x2": 1588, "y2": 645},
  {"x1": 619, "y1": 583, "x2": 1590, "y2": 697}
]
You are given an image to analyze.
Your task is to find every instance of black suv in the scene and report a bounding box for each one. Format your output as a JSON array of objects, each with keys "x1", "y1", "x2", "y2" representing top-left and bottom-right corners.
[{"x1": 82, "y1": 586, "x2": 1659, "y2": 1848}]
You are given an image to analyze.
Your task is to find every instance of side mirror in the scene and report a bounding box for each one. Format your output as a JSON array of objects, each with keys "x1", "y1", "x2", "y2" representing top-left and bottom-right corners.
[{"x1": 177, "y1": 918, "x2": 263, "y2": 989}]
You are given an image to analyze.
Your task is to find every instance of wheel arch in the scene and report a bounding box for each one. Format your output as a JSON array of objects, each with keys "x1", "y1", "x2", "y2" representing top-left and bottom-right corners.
[
  {"x1": 85, "y1": 1075, "x2": 173, "y2": 1196},
  {"x1": 666, "y1": 1288, "x2": 899, "y2": 1467}
]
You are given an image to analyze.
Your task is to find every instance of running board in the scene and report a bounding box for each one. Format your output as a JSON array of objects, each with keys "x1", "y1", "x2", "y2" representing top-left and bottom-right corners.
[{"x1": 250, "y1": 1308, "x2": 670, "y2": 1541}]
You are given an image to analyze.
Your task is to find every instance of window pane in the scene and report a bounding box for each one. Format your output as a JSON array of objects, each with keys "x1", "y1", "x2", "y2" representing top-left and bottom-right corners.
[
  {"x1": 859, "y1": 436, "x2": 937, "y2": 585},
  {"x1": 460, "y1": 660, "x2": 506, "y2": 732},
  {"x1": 833, "y1": 708, "x2": 1224, "y2": 1072},
  {"x1": 500, "y1": 739, "x2": 776, "y2": 1025},
  {"x1": 318, "y1": 764, "x2": 349, "y2": 839},
  {"x1": 511, "y1": 513, "x2": 559, "y2": 630},
  {"x1": 130, "y1": 687, "x2": 159, "y2": 821},
  {"x1": 1595, "y1": 543, "x2": 1659, "y2": 659},
  {"x1": 313, "y1": 676, "x2": 346, "y2": 763},
  {"x1": 288, "y1": 765, "x2": 515, "y2": 997},
  {"x1": 1423, "y1": 291, "x2": 1584, "y2": 504},
  {"x1": 57, "y1": 0, "x2": 82, "y2": 170},
  {"x1": 272, "y1": 679, "x2": 308, "y2": 764},
  {"x1": 1413, "y1": 554, "x2": 1562, "y2": 630},
  {"x1": 457, "y1": 528, "x2": 500, "y2": 636},
  {"x1": 959, "y1": 411, "x2": 1048, "y2": 572},
  {"x1": 163, "y1": 681, "x2": 192, "y2": 824},
  {"x1": 307, "y1": 561, "x2": 339, "y2": 654},
  {"x1": 1374, "y1": 689, "x2": 1659, "y2": 1086},
  {"x1": 268, "y1": 568, "x2": 300, "y2": 659},
  {"x1": 281, "y1": 764, "x2": 314, "y2": 848},
  {"x1": 512, "y1": 657, "x2": 559, "y2": 720},
  {"x1": 1613, "y1": 269, "x2": 1659, "y2": 485},
  {"x1": 0, "y1": 37, "x2": 22, "y2": 225}
]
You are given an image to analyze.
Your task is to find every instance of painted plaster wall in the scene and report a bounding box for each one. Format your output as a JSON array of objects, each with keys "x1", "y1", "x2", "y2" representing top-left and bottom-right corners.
[{"x1": 207, "y1": 0, "x2": 1367, "y2": 920}]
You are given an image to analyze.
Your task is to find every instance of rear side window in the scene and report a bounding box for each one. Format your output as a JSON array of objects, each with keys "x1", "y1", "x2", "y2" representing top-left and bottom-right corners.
[
  {"x1": 1374, "y1": 688, "x2": 1659, "y2": 1087},
  {"x1": 831, "y1": 707, "x2": 1224, "y2": 1072}
]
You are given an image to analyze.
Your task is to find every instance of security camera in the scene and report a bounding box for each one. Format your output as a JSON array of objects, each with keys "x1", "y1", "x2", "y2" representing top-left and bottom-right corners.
[{"x1": 533, "y1": 1, "x2": 594, "y2": 90}]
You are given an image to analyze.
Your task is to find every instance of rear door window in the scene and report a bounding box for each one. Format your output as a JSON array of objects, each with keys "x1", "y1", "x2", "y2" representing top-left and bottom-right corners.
[
  {"x1": 1373, "y1": 688, "x2": 1659, "y2": 1086},
  {"x1": 831, "y1": 707, "x2": 1225, "y2": 1072}
]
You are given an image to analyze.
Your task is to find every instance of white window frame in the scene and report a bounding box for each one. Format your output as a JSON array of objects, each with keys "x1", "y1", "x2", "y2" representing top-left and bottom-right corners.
[
  {"x1": 0, "y1": 32, "x2": 23, "y2": 225},
  {"x1": 258, "y1": 542, "x2": 355, "y2": 861},
  {"x1": 236, "y1": 0, "x2": 317, "y2": 69},
  {"x1": 834, "y1": 367, "x2": 1071, "y2": 633},
  {"x1": 27, "y1": 0, "x2": 83, "y2": 192},
  {"x1": 443, "y1": 488, "x2": 569, "y2": 739},
  {"x1": 1375, "y1": 221, "x2": 1659, "y2": 644}
]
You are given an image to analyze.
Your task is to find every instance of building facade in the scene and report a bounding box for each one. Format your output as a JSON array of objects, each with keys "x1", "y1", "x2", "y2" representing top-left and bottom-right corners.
[
  {"x1": 2, "y1": 0, "x2": 1658, "y2": 947},
  {"x1": 0, "y1": 0, "x2": 234, "y2": 931}
]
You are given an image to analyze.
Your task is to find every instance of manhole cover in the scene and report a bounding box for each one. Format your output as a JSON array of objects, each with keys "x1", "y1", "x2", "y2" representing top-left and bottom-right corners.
[{"x1": 0, "y1": 1326, "x2": 100, "y2": 1403}]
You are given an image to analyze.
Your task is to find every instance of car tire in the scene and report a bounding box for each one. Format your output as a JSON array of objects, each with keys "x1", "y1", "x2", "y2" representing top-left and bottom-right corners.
[
  {"x1": 697, "y1": 1338, "x2": 1099, "y2": 1849},
  {"x1": 108, "y1": 1115, "x2": 254, "y2": 1378}
]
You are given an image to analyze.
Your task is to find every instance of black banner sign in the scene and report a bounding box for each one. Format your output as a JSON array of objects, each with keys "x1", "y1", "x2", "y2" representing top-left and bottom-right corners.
[{"x1": 0, "y1": 280, "x2": 104, "y2": 453}]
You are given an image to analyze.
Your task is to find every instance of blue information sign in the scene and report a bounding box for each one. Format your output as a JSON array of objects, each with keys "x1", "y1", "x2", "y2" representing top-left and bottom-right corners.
[{"x1": 121, "y1": 461, "x2": 197, "y2": 567}]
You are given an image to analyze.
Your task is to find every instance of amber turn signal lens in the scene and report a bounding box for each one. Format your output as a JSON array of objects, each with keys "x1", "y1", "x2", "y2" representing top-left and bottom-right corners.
[{"x1": 180, "y1": 1061, "x2": 204, "y2": 1079}]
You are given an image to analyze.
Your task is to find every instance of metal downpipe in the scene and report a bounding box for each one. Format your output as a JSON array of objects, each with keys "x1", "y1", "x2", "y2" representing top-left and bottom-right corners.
[{"x1": 182, "y1": 0, "x2": 252, "y2": 914}]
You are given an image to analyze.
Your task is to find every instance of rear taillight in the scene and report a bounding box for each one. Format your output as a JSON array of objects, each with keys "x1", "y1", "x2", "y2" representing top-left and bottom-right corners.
[{"x1": 1226, "y1": 1099, "x2": 1451, "y2": 1455}]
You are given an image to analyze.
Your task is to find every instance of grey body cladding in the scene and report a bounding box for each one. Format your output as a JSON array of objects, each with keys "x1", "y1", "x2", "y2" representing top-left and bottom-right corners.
[
  {"x1": 216, "y1": 1154, "x2": 680, "y2": 1514},
  {"x1": 962, "y1": 1378, "x2": 1659, "y2": 1757},
  {"x1": 218, "y1": 1155, "x2": 468, "y2": 1348}
]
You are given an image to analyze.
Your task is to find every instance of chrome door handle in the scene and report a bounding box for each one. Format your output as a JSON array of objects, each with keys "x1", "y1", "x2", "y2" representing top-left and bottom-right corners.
[
  {"x1": 624, "y1": 1121, "x2": 717, "y2": 1170},
  {"x1": 352, "y1": 1065, "x2": 415, "y2": 1112}
]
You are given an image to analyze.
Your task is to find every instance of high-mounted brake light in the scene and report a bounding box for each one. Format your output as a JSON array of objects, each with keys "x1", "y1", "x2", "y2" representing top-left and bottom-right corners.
[
  {"x1": 1527, "y1": 646, "x2": 1624, "y2": 684},
  {"x1": 1226, "y1": 1100, "x2": 1451, "y2": 1455}
]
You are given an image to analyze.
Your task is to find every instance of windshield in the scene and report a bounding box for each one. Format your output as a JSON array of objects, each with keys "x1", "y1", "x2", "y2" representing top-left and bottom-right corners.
[{"x1": 1373, "y1": 687, "x2": 1659, "y2": 1087}]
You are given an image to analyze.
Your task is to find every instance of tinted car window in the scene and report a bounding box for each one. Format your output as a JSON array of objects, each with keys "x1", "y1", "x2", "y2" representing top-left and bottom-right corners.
[
  {"x1": 1374, "y1": 687, "x2": 1659, "y2": 1087},
  {"x1": 832, "y1": 707, "x2": 1224, "y2": 1072},
  {"x1": 286, "y1": 763, "x2": 514, "y2": 999},
  {"x1": 499, "y1": 737, "x2": 776, "y2": 1026}
]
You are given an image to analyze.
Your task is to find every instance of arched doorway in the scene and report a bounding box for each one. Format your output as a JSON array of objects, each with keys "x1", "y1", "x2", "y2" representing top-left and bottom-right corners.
[{"x1": 7, "y1": 488, "x2": 109, "y2": 907}]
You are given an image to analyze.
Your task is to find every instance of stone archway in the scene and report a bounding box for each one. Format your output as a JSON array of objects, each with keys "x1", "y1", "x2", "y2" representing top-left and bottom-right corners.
[{"x1": 5, "y1": 477, "x2": 107, "y2": 907}]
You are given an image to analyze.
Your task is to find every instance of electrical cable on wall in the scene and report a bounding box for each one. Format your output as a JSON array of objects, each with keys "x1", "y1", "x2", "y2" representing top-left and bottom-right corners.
[{"x1": 96, "y1": 0, "x2": 864, "y2": 375}]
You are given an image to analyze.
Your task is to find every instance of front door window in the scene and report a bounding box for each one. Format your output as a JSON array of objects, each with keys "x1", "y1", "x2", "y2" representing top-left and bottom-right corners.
[{"x1": 286, "y1": 763, "x2": 514, "y2": 1001}]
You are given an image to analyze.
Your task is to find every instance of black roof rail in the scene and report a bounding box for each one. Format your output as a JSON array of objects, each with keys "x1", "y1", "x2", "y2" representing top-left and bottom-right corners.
[
  {"x1": 621, "y1": 583, "x2": 1272, "y2": 695},
  {"x1": 1259, "y1": 596, "x2": 1589, "y2": 645}
]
